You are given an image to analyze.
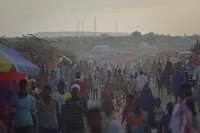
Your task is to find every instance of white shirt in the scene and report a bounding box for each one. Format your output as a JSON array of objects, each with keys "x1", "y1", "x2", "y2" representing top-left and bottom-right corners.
[{"x1": 136, "y1": 75, "x2": 148, "y2": 91}]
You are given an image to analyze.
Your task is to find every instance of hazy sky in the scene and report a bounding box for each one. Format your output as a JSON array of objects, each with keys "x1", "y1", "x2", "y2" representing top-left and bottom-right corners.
[{"x1": 0, "y1": 0, "x2": 200, "y2": 37}]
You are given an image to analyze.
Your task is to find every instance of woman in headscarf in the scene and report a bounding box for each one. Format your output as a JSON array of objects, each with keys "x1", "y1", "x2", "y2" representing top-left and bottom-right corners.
[
  {"x1": 140, "y1": 81, "x2": 156, "y2": 132},
  {"x1": 162, "y1": 59, "x2": 173, "y2": 95}
]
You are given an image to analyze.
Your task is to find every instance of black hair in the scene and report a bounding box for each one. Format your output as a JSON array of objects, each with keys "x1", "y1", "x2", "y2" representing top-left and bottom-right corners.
[
  {"x1": 127, "y1": 94, "x2": 134, "y2": 101},
  {"x1": 179, "y1": 83, "x2": 196, "y2": 116},
  {"x1": 102, "y1": 98, "x2": 114, "y2": 116},
  {"x1": 156, "y1": 97, "x2": 161, "y2": 102},
  {"x1": 43, "y1": 85, "x2": 52, "y2": 93},
  {"x1": 118, "y1": 69, "x2": 122, "y2": 74},
  {"x1": 166, "y1": 102, "x2": 174, "y2": 114},
  {"x1": 19, "y1": 79, "x2": 28, "y2": 89},
  {"x1": 178, "y1": 83, "x2": 192, "y2": 99},
  {"x1": 139, "y1": 70, "x2": 143, "y2": 75},
  {"x1": 86, "y1": 108, "x2": 103, "y2": 133},
  {"x1": 76, "y1": 72, "x2": 81, "y2": 79},
  {"x1": 58, "y1": 80, "x2": 65, "y2": 87},
  {"x1": 130, "y1": 74, "x2": 134, "y2": 79}
]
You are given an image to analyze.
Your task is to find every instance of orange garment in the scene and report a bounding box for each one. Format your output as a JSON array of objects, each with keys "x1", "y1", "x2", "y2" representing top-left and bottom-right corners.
[{"x1": 128, "y1": 111, "x2": 147, "y2": 126}]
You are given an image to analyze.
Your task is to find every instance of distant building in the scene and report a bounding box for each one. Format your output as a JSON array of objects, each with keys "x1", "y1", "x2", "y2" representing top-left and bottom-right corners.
[
  {"x1": 175, "y1": 37, "x2": 195, "y2": 46},
  {"x1": 139, "y1": 42, "x2": 157, "y2": 49},
  {"x1": 90, "y1": 45, "x2": 118, "y2": 57}
]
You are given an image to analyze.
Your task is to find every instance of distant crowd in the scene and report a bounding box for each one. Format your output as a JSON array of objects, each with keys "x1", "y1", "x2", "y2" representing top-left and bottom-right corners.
[{"x1": 0, "y1": 56, "x2": 200, "y2": 133}]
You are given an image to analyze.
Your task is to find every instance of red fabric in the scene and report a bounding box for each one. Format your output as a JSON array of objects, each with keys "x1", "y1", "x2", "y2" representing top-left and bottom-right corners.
[
  {"x1": 0, "y1": 100, "x2": 12, "y2": 125},
  {"x1": 151, "y1": 63, "x2": 157, "y2": 73},
  {"x1": 132, "y1": 90, "x2": 140, "y2": 99},
  {"x1": 70, "y1": 79, "x2": 87, "y2": 97},
  {"x1": 122, "y1": 104, "x2": 132, "y2": 116},
  {"x1": 0, "y1": 66, "x2": 26, "y2": 80},
  {"x1": 101, "y1": 87, "x2": 110, "y2": 98}
]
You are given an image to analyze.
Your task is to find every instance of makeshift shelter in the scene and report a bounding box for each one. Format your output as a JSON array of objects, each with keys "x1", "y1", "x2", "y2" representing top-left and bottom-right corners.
[
  {"x1": 91, "y1": 45, "x2": 118, "y2": 57},
  {"x1": 0, "y1": 43, "x2": 39, "y2": 80}
]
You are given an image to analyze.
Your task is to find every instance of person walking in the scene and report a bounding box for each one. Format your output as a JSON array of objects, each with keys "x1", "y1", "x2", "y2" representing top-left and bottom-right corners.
[
  {"x1": 11, "y1": 80, "x2": 36, "y2": 133},
  {"x1": 38, "y1": 85, "x2": 61, "y2": 133},
  {"x1": 62, "y1": 84, "x2": 88, "y2": 133},
  {"x1": 121, "y1": 94, "x2": 134, "y2": 133},
  {"x1": 102, "y1": 98, "x2": 120, "y2": 133},
  {"x1": 136, "y1": 71, "x2": 148, "y2": 93},
  {"x1": 169, "y1": 83, "x2": 199, "y2": 133},
  {"x1": 127, "y1": 99, "x2": 148, "y2": 133}
]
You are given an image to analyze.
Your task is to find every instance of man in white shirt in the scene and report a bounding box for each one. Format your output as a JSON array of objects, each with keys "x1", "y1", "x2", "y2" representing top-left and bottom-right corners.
[{"x1": 136, "y1": 70, "x2": 148, "y2": 92}]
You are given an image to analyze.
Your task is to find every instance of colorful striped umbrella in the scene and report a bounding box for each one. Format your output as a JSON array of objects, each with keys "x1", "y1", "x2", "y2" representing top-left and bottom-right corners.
[{"x1": 0, "y1": 44, "x2": 39, "y2": 80}]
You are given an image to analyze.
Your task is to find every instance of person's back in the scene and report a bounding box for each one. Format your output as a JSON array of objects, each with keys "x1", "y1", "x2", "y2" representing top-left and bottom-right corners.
[
  {"x1": 136, "y1": 71, "x2": 148, "y2": 91},
  {"x1": 162, "y1": 102, "x2": 174, "y2": 133},
  {"x1": 169, "y1": 83, "x2": 198, "y2": 133},
  {"x1": 70, "y1": 72, "x2": 87, "y2": 97},
  {"x1": 102, "y1": 98, "x2": 120, "y2": 133},
  {"x1": 127, "y1": 99, "x2": 148, "y2": 133},
  {"x1": 129, "y1": 74, "x2": 136, "y2": 91},
  {"x1": 86, "y1": 108, "x2": 104, "y2": 133},
  {"x1": 106, "y1": 117, "x2": 119, "y2": 133},
  {"x1": 121, "y1": 94, "x2": 134, "y2": 133}
]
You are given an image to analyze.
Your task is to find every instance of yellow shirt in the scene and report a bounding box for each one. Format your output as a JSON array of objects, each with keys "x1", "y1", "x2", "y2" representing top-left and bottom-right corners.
[
  {"x1": 34, "y1": 88, "x2": 41, "y2": 95},
  {"x1": 114, "y1": 90, "x2": 124, "y2": 101},
  {"x1": 51, "y1": 91, "x2": 72, "y2": 105},
  {"x1": 112, "y1": 99, "x2": 117, "y2": 111}
]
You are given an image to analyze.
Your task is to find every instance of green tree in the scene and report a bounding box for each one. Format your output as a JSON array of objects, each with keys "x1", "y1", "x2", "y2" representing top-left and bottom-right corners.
[{"x1": 14, "y1": 34, "x2": 74, "y2": 70}]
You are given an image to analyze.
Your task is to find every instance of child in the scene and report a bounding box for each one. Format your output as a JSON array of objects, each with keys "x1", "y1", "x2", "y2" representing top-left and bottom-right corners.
[
  {"x1": 102, "y1": 98, "x2": 120, "y2": 133},
  {"x1": 161, "y1": 102, "x2": 174, "y2": 133},
  {"x1": 153, "y1": 97, "x2": 164, "y2": 133},
  {"x1": 129, "y1": 74, "x2": 136, "y2": 93},
  {"x1": 121, "y1": 94, "x2": 134, "y2": 133},
  {"x1": 110, "y1": 93, "x2": 117, "y2": 111},
  {"x1": 101, "y1": 83, "x2": 110, "y2": 100},
  {"x1": 114, "y1": 87, "x2": 124, "y2": 112},
  {"x1": 127, "y1": 99, "x2": 148, "y2": 133}
]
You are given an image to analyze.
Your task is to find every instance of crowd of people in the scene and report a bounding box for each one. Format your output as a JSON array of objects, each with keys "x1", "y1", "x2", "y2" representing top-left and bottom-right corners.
[{"x1": 0, "y1": 56, "x2": 200, "y2": 133}]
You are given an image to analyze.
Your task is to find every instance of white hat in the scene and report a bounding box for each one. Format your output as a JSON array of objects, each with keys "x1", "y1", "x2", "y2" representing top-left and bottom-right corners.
[{"x1": 70, "y1": 84, "x2": 80, "y2": 91}]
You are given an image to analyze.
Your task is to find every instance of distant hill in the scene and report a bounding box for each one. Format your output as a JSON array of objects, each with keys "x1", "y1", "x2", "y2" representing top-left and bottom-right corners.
[
  {"x1": 2, "y1": 31, "x2": 200, "y2": 58},
  {"x1": 35, "y1": 31, "x2": 130, "y2": 38}
]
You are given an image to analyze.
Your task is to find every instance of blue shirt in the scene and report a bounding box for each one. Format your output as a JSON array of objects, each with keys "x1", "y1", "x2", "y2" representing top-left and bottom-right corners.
[
  {"x1": 49, "y1": 78, "x2": 58, "y2": 93},
  {"x1": 37, "y1": 99, "x2": 60, "y2": 129},
  {"x1": 105, "y1": 115, "x2": 120, "y2": 133},
  {"x1": 12, "y1": 94, "x2": 35, "y2": 127},
  {"x1": 173, "y1": 74, "x2": 184, "y2": 87}
]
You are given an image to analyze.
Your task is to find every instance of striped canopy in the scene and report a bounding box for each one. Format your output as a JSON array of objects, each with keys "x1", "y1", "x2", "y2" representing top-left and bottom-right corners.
[{"x1": 0, "y1": 44, "x2": 39, "y2": 76}]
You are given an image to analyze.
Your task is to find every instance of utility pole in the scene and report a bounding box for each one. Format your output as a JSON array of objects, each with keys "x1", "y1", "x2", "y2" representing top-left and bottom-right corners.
[
  {"x1": 115, "y1": 21, "x2": 118, "y2": 36},
  {"x1": 77, "y1": 21, "x2": 80, "y2": 37},
  {"x1": 81, "y1": 20, "x2": 84, "y2": 37},
  {"x1": 94, "y1": 17, "x2": 96, "y2": 36}
]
